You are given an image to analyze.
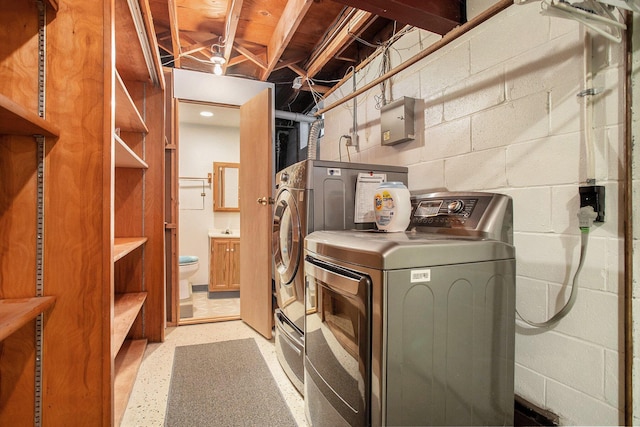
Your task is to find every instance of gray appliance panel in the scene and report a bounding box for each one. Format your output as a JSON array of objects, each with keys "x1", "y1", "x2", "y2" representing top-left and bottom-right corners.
[
  {"x1": 308, "y1": 160, "x2": 408, "y2": 231},
  {"x1": 305, "y1": 229, "x2": 515, "y2": 270},
  {"x1": 384, "y1": 260, "x2": 515, "y2": 426}
]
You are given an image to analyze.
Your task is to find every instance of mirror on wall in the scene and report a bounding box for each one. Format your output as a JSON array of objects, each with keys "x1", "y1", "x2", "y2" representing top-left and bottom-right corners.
[{"x1": 213, "y1": 161, "x2": 240, "y2": 211}]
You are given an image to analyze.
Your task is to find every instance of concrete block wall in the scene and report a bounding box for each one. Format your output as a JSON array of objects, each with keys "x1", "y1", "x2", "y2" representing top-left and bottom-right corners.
[{"x1": 321, "y1": 3, "x2": 625, "y2": 425}]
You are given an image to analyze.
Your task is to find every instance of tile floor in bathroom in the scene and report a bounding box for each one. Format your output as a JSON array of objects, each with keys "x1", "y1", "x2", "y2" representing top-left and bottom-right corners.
[
  {"x1": 122, "y1": 320, "x2": 307, "y2": 427},
  {"x1": 180, "y1": 290, "x2": 240, "y2": 322}
]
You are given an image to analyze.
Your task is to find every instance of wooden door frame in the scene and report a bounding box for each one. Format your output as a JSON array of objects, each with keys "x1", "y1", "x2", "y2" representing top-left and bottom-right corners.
[{"x1": 168, "y1": 70, "x2": 274, "y2": 328}]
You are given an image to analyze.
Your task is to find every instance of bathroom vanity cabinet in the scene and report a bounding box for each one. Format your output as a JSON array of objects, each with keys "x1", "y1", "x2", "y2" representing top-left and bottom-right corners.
[
  {"x1": 209, "y1": 238, "x2": 241, "y2": 292},
  {"x1": 0, "y1": 0, "x2": 165, "y2": 425}
]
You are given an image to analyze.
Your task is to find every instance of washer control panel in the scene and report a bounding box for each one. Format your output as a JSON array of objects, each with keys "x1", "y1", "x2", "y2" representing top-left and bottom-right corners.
[
  {"x1": 412, "y1": 197, "x2": 480, "y2": 228},
  {"x1": 408, "y1": 192, "x2": 513, "y2": 242}
]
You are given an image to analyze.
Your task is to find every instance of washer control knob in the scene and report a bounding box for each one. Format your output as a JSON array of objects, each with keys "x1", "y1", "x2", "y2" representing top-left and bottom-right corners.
[{"x1": 447, "y1": 200, "x2": 465, "y2": 213}]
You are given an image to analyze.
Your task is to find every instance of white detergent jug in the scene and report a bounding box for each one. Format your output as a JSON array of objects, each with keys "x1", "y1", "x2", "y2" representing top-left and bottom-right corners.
[{"x1": 374, "y1": 182, "x2": 411, "y2": 232}]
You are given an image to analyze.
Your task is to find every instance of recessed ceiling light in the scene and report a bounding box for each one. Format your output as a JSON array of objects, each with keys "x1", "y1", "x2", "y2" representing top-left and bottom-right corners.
[{"x1": 200, "y1": 111, "x2": 214, "y2": 117}]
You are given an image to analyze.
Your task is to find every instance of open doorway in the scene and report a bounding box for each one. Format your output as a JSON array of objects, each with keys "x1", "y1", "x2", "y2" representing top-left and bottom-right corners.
[{"x1": 177, "y1": 100, "x2": 241, "y2": 324}]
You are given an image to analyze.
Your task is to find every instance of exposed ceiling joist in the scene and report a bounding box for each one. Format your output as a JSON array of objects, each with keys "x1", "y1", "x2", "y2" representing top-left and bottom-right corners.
[
  {"x1": 259, "y1": 0, "x2": 315, "y2": 81},
  {"x1": 332, "y1": 0, "x2": 465, "y2": 35},
  {"x1": 222, "y1": 0, "x2": 243, "y2": 73},
  {"x1": 181, "y1": 33, "x2": 211, "y2": 61},
  {"x1": 272, "y1": 54, "x2": 307, "y2": 72},
  {"x1": 168, "y1": 0, "x2": 181, "y2": 67},
  {"x1": 304, "y1": 9, "x2": 374, "y2": 78},
  {"x1": 287, "y1": 63, "x2": 306, "y2": 77},
  {"x1": 233, "y1": 42, "x2": 268, "y2": 70},
  {"x1": 151, "y1": 0, "x2": 478, "y2": 114},
  {"x1": 301, "y1": 83, "x2": 330, "y2": 93},
  {"x1": 227, "y1": 55, "x2": 249, "y2": 67},
  {"x1": 180, "y1": 36, "x2": 219, "y2": 58}
]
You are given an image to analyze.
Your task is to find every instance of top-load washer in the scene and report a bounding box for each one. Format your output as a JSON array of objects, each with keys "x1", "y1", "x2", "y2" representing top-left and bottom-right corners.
[
  {"x1": 303, "y1": 192, "x2": 515, "y2": 426},
  {"x1": 272, "y1": 159, "x2": 408, "y2": 395}
]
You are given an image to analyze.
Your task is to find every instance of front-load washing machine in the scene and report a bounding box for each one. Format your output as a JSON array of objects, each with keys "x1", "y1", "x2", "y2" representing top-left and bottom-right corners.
[
  {"x1": 272, "y1": 159, "x2": 408, "y2": 395},
  {"x1": 303, "y1": 192, "x2": 515, "y2": 426}
]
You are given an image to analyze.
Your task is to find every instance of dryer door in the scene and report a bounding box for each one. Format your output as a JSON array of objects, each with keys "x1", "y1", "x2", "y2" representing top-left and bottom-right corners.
[{"x1": 273, "y1": 188, "x2": 302, "y2": 286}]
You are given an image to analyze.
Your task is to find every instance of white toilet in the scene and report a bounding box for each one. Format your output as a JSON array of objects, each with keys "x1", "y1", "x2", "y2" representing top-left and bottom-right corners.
[{"x1": 178, "y1": 255, "x2": 199, "y2": 300}]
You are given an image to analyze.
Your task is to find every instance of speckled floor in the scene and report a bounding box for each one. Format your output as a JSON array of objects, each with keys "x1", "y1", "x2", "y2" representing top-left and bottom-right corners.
[{"x1": 122, "y1": 320, "x2": 307, "y2": 427}]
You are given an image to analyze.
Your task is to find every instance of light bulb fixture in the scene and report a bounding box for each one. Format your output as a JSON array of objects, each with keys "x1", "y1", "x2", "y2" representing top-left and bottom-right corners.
[{"x1": 210, "y1": 50, "x2": 226, "y2": 76}]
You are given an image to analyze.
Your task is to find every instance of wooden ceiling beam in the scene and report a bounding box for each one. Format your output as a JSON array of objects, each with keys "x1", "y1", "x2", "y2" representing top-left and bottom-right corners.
[
  {"x1": 233, "y1": 43, "x2": 268, "y2": 70},
  {"x1": 156, "y1": 30, "x2": 172, "y2": 41},
  {"x1": 180, "y1": 36, "x2": 220, "y2": 58},
  {"x1": 331, "y1": 0, "x2": 465, "y2": 35},
  {"x1": 304, "y1": 9, "x2": 374, "y2": 78},
  {"x1": 168, "y1": 0, "x2": 182, "y2": 67},
  {"x1": 301, "y1": 83, "x2": 330, "y2": 93},
  {"x1": 222, "y1": 0, "x2": 244, "y2": 73},
  {"x1": 227, "y1": 55, "x2": 249, "y2": 67},
  {"x1": 157, "y1": 39, "x2": 174, "y2": 56},
  {"x1": 259, "y1": 0, "x2": 314, "y2": 81},
  {"x1": 287, "y1": 64, "x2": 306, "y2": 78},
  {"x1": 180, "y1": 33, "x2": 212, "y2": 61},
  {"x1": 272, "y1": 54, "x2": 307, "y2": 72}
]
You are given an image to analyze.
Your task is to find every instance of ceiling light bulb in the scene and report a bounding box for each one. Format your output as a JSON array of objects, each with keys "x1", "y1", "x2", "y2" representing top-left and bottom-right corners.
[{"x1": 210, "y1": 51, "x2": 225, "y2": 76}]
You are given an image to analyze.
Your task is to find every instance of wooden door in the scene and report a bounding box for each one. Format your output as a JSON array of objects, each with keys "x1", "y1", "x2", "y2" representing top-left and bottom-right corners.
[{"x1": 239, "y1": 88, "x2": 273, "y2": 338}]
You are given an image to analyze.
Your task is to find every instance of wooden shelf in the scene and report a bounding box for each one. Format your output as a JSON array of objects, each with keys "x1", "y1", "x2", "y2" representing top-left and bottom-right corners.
[
  {"x1": 115, "y1": 71, "x2": 148, "y2": 133},
  {"x1": 114, "y1": 237, "x2": 147, "y2": 262},
  {"x1": 114, "y1": 338, "x2": 147, "y2": 425},
  {"x1": 0, "y1": 93, "x2": 60, "y2": 138},
  {"x1": 113, "y1": 292, "x2": 147, "y2": 355},
  {"x1": 115, "y1": 134, "x2": 148, "y2": 169},
  {"x1": 0, "y1": 297, "x2": 56, "y2": 342}
]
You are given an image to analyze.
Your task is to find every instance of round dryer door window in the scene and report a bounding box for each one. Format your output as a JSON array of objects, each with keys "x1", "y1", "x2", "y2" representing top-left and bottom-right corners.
[{"x1": 273, "y1": 189, "x2": 301, "y2": 284}]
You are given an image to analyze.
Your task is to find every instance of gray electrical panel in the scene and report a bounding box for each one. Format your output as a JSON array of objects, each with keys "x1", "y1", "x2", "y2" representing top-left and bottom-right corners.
[{"x1": 380, "y1": 97, "x2": 415, "y2": 146}]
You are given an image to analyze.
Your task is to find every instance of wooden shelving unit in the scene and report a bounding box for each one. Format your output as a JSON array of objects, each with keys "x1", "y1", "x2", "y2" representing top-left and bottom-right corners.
[
  {"x1": 0, "y1": 0, "x2": 165, "y2": 424},
  {"x1": 112, "y1": 0, "x2": 165, "y2": 423},
  {"x1": 0, "y1": 297, "x2": 56, "y2": 341}
]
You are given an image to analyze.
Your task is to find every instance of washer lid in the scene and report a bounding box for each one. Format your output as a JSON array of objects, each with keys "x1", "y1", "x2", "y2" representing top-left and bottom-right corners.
[{"x1": 304, "y1": 230, "x2": 515, "y2": 270}]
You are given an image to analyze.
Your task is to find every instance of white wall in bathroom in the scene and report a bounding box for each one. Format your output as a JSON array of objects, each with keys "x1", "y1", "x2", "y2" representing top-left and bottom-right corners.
[
  {"x1": 322, "y1": 3, "x2": 625, "y2": 425},
  {"x1": 179, "y1": 122, "x2": 240, "y2": 286}
]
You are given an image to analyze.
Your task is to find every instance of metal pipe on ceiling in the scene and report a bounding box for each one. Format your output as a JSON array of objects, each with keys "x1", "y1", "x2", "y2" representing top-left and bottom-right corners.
[
  {"x1": 315, "y1": 0, "x2": 514, "y2": 116},
  {"x1": 275, "y1": 109, "x2": 317, "y2": 123}
]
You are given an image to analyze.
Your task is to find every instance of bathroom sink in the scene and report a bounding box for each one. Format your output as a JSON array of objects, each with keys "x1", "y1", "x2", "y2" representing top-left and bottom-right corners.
[{"x1": 208, "y1": 229, "x2": 240, "y2": 238}]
